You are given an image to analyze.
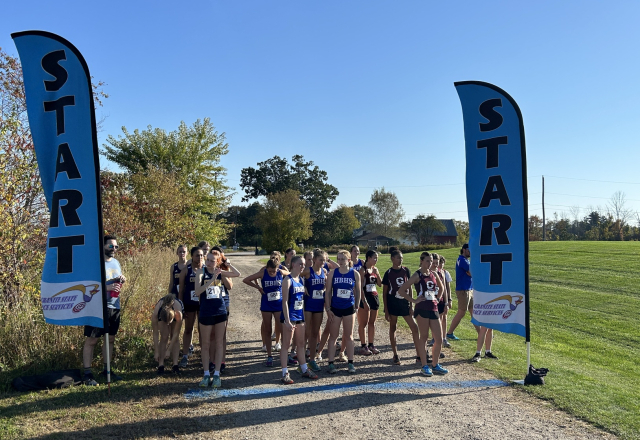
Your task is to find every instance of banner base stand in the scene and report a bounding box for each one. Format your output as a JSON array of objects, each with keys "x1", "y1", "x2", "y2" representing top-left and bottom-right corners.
[{"x1": 511, "y1": 379, "x2": 525, "y2": 385}]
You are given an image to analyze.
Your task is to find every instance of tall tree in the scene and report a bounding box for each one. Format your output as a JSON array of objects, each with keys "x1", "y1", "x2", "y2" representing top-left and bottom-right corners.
[
  {"x1": 608, "y1": 191, "x2": 632, "y2": 240},
  {"x1": 313, "y1": 205, "x2": 361, "y2": 246},
  {"x1": 368, "y1": 187, "x2": 405, "y2": 235},
  {"x1": 240, "y1": 155, "x2": 339, "y2": 219},
  {"x1": 351, "y1": 204, "x2": 375, "y2": 229},
  {"x1": 400, "y1": 214, "x2": 446, "y2": 244},
  {"x1": 256, "y1": 190, "x2": 313, "y2": 253},
  {"x1": 223, "y1": 203, "x2": 263, "y2": 248}
]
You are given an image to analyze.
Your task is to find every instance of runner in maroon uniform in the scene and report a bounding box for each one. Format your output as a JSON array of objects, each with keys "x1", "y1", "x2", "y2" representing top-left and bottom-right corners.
[
  {"x1": 397, "y1": 252, "x2": 448, "y2": 376},
  {"x1": 438, "y1": 256, "x2": 453, "y2": 348},
  {"x1": 382, "y1": 249, "x2": 421, "y2": 365},
  {"x1": 357, "y1": 250, "x2": 382, "y2": 355}
]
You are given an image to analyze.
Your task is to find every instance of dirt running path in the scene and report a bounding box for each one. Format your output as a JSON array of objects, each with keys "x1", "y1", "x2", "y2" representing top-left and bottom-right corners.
[{"x1": 173, "y1": 256, "x2": 612, "y2": 440}]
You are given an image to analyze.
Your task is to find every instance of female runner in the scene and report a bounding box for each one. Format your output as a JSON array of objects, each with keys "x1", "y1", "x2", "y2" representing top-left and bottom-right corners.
[
  {"x1": 195, "y1": 250, "x2": 241, "y2": 388},
  {"x1": 243, "y1": 258, "x2": 289, "y2": 367},
  {"x1": 152, "y1": 294, "x2": 184, "y2": 374},
  {"x1": 397, "y1": 252, "x2": 448, "y2": 377},
  {"x1": 211, "y1": 246, "x2": 233, "y2": 373},
  {"x1": 382, "y1": 249, "x2": 421, "y2": 365},
  {"x1": 357, "y1": 250, "x2": 382, "y2": 355},
  {"x1": 325, "y1": 250, "x2": 361, "y2": 374},
  {"x1": 302, "y1": 249, "x2": 328, "y2": 371},
  {"x1": 168, "y1": 245, "x2": 187, "y2": 296},
  {"x1": 437, "y1": 256, "x2": 453, "y2": 349},
  {"x1": 351, "y1": 246, "x2": 364, "y2": 272},
  {"x1": 280, "y1": 255, "x2": 319, "y2": 384},
  {"x1": 178, "y1": 247, "x2": 204, "y2": 367}
]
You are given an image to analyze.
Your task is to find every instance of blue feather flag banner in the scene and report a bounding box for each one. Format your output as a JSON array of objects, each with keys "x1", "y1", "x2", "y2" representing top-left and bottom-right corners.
[
  {"x1": 12, "y1": 31, "x2": 106, "y2": 327},
  {"x1": 454, "y1": 81, "x2": 530, "y2": 340}
]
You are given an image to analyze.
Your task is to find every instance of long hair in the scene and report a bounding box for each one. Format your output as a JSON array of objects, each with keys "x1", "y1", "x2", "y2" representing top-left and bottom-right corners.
[
  {"x1": 211, "y1": 246, "x2": 230, "y2": 270},
  {"x1": 158, "y1": 294, "x2": 176, "y2": 324},
  {"x1": 337, "y1": 250, "x2": 353, "y2": 268}
]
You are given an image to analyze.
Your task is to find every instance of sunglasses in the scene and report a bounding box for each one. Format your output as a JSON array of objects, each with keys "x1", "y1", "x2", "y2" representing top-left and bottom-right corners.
[{"x1": 106, "y1": 245, "x2": 119, "y2": 250}]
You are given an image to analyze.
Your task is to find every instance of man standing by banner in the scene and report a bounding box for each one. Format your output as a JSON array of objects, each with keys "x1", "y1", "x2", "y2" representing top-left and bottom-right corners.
[
  {"x1": 446, "y1": 243, "x2": 476, "y2": 340},
  {"x1": 82, "y1": 235, "x2": 125, "y2": 385}
]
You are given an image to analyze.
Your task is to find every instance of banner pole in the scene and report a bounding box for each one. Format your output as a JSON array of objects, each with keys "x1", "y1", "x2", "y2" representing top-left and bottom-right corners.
[
  {"x1": 104, "y1": 332, "x2": 111, "y2": 395},
  {"x1": 526, "y1": 341, "x2": 530, "y2": 376}
]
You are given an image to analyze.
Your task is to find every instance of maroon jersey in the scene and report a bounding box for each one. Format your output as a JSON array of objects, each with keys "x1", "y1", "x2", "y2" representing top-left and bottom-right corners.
[
  {"x1": 361, "y1": 267, "x2": 379, "y2": 296},
  {"x1": 414, "y1": 270, "x2": 439, "y2": 312},
  {"x1": 435, "y1": 269, "x2": 446, "y2": 304},
  {"x1": 382, "y1": 267, "x2": 412, "y2": 300}
]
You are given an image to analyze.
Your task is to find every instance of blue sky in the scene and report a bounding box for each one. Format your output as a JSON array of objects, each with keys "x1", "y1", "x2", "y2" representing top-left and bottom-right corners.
[{"x1": 3, "y1": 1, "x2": 640, "y2": 223}]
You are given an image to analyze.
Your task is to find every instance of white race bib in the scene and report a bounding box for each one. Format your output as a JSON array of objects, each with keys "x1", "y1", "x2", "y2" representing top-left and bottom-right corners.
[
  {"x1": 268, "y1": 291, "x2": 281, "y2": 301},
  {"x1": 365, "y1": 284, "x2": 377, "y2": 293},
  {"x1": 423, "y1": 290, "x2": 436, "y2": 301},
  {"x1": 337, "y1": 288, "x2": 351, "y2": 299},
  {"x1": 190, "y1": 290, "x2": 199, "y2": 302},
  {"x1": 294, "y1": 300, "x2": 303, "y2": 310},
  {"x1": 206, "y1": 285, "x2": 221, "y2": 299},
  {"x1": 312, "y1": 289, "x2": 325, "y2": 300}
]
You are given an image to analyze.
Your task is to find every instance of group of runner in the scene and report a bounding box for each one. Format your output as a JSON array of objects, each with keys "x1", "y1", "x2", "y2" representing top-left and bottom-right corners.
[{"x1": 153, "y1": 242, "x2": 492, "y2": 389}]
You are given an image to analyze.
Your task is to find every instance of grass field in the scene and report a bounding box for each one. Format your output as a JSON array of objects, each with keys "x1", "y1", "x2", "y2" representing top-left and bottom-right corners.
[{"x1": 394, "y1": 242, "x2": 640, "y2": 440}]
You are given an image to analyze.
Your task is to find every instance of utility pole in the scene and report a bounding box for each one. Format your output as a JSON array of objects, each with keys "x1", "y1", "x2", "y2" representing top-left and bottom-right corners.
[
  {"x1": 542, "y1": 175, "x2": 546, "y2": 241},
  {"x1": 234, "y1": 208, "x2": 238, "y2": 249}
]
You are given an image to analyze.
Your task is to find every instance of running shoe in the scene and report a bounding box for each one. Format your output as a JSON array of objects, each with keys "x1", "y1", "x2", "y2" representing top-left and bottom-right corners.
[
  {"x1": 271, "y1": 333, "x2": 276, "y2": 341},
  {"x1": 432, "y1": 364, "x2": 449, "y2": 375},
  {"x1": 220, "y1": 363, "x2": 226, "y2": 374},
  {"x1": 274, "y1": 342, "x2": 282, "y2": 351},
  {"x1": 369, "y1": 345, "x2": 380, "y2": 355},
  {"x1": 199, "y1": 376, "x2": 211, "y2": 388},
  {"x1": 338, "y1": 352, "x2": 348, "y2": 363},
  {"x1": 179, "y1": 356, "x2": 188, "y2": 368},
  {"x1": 100, "y1": 370, "x2": 122, "y2": 382},
  {"x1": 308, "y1": 360, "x2": 321, "y2": 372},
  {"x1": 265, "y1": 356, "x2": 274, "y2": 367},
  {"x1": 281, "y1": 373, "x2": 294, "y2": 384},
  {"x1": 443, "y1": 339, "x2": 452, "y2": 348},
  {"x1": 421, "y1": 365, "x2": 433, "y2": 377},
  {"x1": 359, "y1": 346, "x2": 372, "y2": 356},
  {"x1": 328, "y1": 363, "x2": 338, "y2": 374},
  {"x1": 157, "y1": 366, "x2": 165, "y2": 375},
  {"x1": 297, "y1": 367, "x2": 319, "y2": 380},
  {"x1": 83, "y1": 372, "x2": 98, "y2": 386},
  {"x1": 211, "y1": 375, "x2": 221, "y2": 388},
  {"x1": 189, "y1": 344, "x2": 195, "y2": 355},
  {"x1": 427, "y1": 338, "x2": 434, "y2": 347},
  {"x1": 393, "y1": 354, "x2": 401, "y2": 365},
  {"x1": 446, "y1": 333, "x2": 459, "y2": 341},
  {"x1": 471, "y1": 353, "x2": 481, "y2": 363},
  {"x1": 261, "y1": 344, "x2": 267, "y2": 352},
  {"x1": 484, "y1": 351, "x2": 499, "y2": 359},
  {"x1": 347, "y1": 363, "x2": 356, "y2": 374},
  {"x1": 288, "y1": 355, "x2": 298, "y2": 365},
  {"x1": 172, "y1": 365, "x2": 181, "y2": 375}
]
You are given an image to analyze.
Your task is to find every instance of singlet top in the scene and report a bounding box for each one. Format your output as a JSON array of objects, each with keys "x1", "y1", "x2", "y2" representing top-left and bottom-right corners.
[
  {"x1": 361, "y1": 266, "x2": 379, "y2": 296},
  {"x1": 304, "y1": 266, "x2": 326, "y2": 312},
  {"x1": 284, "y1": 275, "x2": 305, "y2": 322},
  {"x1": 435, "y1": 269, "x2": 447, "y2": 304},
  {"x1": 182, "y1": 264, "x2": 201, "y2": 307},
  {"x1": 260, "y1": 269, "x2": 284, "y2": 312},
  {"x1": 331, "y1": 267, "x2": 356, "y2": 309},
  {"x1": 352, "y1": 258, "x2": 364, "y2": 272},
  {"x1": 414, "y1": 270, "x2": 439, "y2": 312},
  {"x1": 170, "y1": 262, "x2": 183, "y2": 296},
  {"x1": 199, "y1": 268, "x2": 227, "y2": 318},
  {"x1": 382, "y1": 266, "x2": 412, "y2": 301}
]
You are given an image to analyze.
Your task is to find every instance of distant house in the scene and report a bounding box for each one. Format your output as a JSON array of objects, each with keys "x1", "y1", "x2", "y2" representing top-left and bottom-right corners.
[{"x1": 354, "y1": 232, "x2": 394, "y2": 248}]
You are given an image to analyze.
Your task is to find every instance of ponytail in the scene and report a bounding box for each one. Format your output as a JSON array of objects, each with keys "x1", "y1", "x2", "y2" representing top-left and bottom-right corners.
[{"x1": 159, "y1": 294, "x2": 176, "y2": 324}]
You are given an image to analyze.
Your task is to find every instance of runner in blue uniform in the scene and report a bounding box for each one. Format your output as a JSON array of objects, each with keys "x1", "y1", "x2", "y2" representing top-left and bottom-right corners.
[
  {"x1": 243, "y1": 257, "x2": 289, "y2": 366},
  {"x1": 152, "y1": 294, "x2": 184, "y2": 375},
  {"x1": 279, "y1": 256, "x2": 319, "y2": 384},
  {"x1": 195, "y1": 250, "x2": 240, "y2": 388},
  {"x1": 168, "y1": 245, "x2": 187, "y2": 296},
  {"x1": 178, "y1": 247, "x2": 204, "y2": 368},
  {"x1": 325, "y1": 250, "x2": 361, "y2": 374},
  {"x1": 357, "y1": 250, "x2": 383, "y2": 355},
  {"x1": 302, "y1": 249, "x2": 328, "y2": 371},
  {"x1": 351, "y1": 245, "x2": 364, "y2": 272}
]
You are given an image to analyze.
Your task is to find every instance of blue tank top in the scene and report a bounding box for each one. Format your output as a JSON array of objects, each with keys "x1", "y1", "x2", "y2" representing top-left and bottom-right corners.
[
  {"x1": 260, "y1": 269, "x2": 283, "y2": 312},
  {"x1": 182, "y1": 263, "x2": 200, "y2": 307},
  {"x1": 331, "y1": 267, "x2": 356, "y2": 309},
  {"x1": 353, "y1": 259, "x2": 364, "y2": 272},
  {"x1": 199, "y1": 268, "x2": 227, "y2": 318},
  {"x1": 304, "y1": 266, "x2": 326, "y2": 312},
  {"x1": 284, "y1": 275, "x2": 305, "y2": 322},
  {"x1": 170, "y1": 262, "x2": 182, "y2": 296}
]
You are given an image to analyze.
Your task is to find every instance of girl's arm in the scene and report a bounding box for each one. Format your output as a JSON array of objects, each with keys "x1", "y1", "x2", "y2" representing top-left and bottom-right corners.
[
  {"x1": 353, "y1": 271, "x2": 362, "y2": 312},
  {"x1": 194, "y1": 267, "x2": 222, "y2": 296},
  {"x1": 167, "y1": 265, "x2": 175, "y2": 294},
  {"x1": 243, "y1": 270, "x2": 265, "y2": 293},
  {"x1": 374, "y1": 267, "x2": 383, "y2": 287},
  {"x1": 177, "y1": 267, "x2": 188, "y2": 302},
  {"x1": 281, "y1": 277, "x2": 293, "y2": 329},
  {"x1": 382, "y1": 280, "x2": 390, "y2": 321},
  {"x1": 325, "y1": 259, "x2": 339, "y2": 270},
  {"x1": 324, "y1": 269, "x2": 335, "y2": 321},
  {"x1": 434, "y1": 274, "x2": 445, "y2": 301},
  {"x1": 397, "y1": 272, "x2": 424, "y2": 304},
  {"x1": 219, "y1": 264, "x2": 241, "y2": 278}
]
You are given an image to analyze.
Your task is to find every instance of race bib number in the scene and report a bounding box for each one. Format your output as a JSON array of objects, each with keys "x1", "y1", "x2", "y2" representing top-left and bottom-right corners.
[
  {"x1": 337, "y1": 288, "x2": 351, "y2": 299},
  {"x1": 206, "y1": 286, "x2": 221, "y2": 299},
  {"x1": 268, "y1": 291, "x2": 281, "y2": 301},
  {"x1": 294, "y1": 300, "x2": 303, "y2": 310},
  {"x1": 365, "y1": 284, "x2": 377, "y2": 293},
  {"x1": 423, "y1": 290, "x2": 437, "y2": 301},
  {"x1": 190, "y1": 290, "x2": 199, "y2": 302},
  {"x1": 312, "y1": 289, "x2": 325, "y2": 300},
  {"x1": 395, "y1": 290, "x2": 404, "y2": 300}
]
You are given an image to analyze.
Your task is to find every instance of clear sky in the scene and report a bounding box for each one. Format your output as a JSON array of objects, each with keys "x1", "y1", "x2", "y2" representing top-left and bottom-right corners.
[{"x1": 3, "y1": 1, "x2": 640, "y2": 223}]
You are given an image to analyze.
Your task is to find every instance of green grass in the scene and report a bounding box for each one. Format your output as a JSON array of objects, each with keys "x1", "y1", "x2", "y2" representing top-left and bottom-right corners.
[{"x1": 394, "y1": 242, "x2": 640, "y2": 440}]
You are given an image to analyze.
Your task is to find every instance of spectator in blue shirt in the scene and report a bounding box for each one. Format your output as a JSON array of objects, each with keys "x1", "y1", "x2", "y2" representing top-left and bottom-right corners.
[{"x1": 446, "y1": 244, "x2": 479, "y2": 340}]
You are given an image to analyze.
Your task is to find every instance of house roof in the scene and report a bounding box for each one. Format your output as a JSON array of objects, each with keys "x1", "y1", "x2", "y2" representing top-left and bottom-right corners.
[
  {"x1": 356, "y1": 232, "x2": 394, "y2": 241},
  {"x1": 434, "y1": 219, "x2": 458, "y2": 237}
]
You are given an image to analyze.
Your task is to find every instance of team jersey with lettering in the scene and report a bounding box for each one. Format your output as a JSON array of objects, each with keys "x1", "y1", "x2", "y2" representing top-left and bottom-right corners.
[
  {"x1": 414, "y1": 270, "x2": 439, "y2": 312},
  {"x1": 361, "y1": 267, "x2": 379, "y2": 296},
  {"x1": 170, "y1": 262, "x2": 183, "y2": 296},
  {"x1": 331, "y1": 268, "x2": 356, "y2": 309},
  {"x1": 382, "y1": 266, "x2": 412, "y2": 301},
  {"x1": 435, "y1": 269, "x2": 446, "y2": 305},
  {"x1": 304, "y1": 266, "x2": 326, "y2": 312},
  {"x1": 182, "y1": 264, "x2": 201, "y2": 308},
  {"x1": 352, "y1": 258, "x2": 364, "y2": 272},
  {"x1": 260, "y1": 269, "x2": 284, "y2": 312},
  {"x1": 199, "y1": 268, "x2": 227, "y2": 318},
  {"x1": 283, "y1": 275, "x2": 305, "y2": 322}
]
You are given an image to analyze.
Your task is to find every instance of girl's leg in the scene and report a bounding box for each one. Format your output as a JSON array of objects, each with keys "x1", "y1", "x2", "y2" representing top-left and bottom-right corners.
[
  {"x1": 429, "y1": 318, "x2": 443, "y2": 363},
  {"x1": 416, "y1": 316, "x2": 430, "y2": 366},
  {"x1": 261, "y1": 311, "x2": 273, "y2": 357},
  {"x1": 295, "y1": 323, "x2": 307, "y2": 367},
  {"x1": 158, "y1": 324, "x2": 170, "y2": 367},
  {"x1": 199, "y1": 324, "x2": 213, "y2": 373},
  {"x1": 309, "y1": 312, "x2": 323, "y2": 360},
  {"x1": 280, "y1": 321, "x2": 293, "y2": 369},
  {"x1": 440, "y1": 308, "x2": 449, "y2": 345},
  {"x1": 368, "y1": 309, "x2": 378, "y2": 348},
  {"x1": 213, "y1": 321, "x2": 226, "y2": 374},
  {"x1": 170, "y1": 316, "x2": 182, "y2": 366},
  {"x1": 357, "y1": 306, "x2": 368, "y2": 347},
  {"x1": 389, "y1": 315, "x2": 398, "y2": 356},
  {"x1": 182, "y1": 311, "x2": 196, "y2": 355},
  {"x1": 342, "y1": 313, "x2": 356, "y2": 362},
  {"x1": 274, "y1": 314, "x2": 283, "y2": 345},
  {"x1": 403, "y1": 314, "x2": 421, "y2": 359},
  {"x1": 318, "y1": 321, "x2": 331, "y2": 358},
  {"x1": 484, "y1": 328, "x2": 493, "y2": 352},
  {"x1": 476, "y1": 326, "x2": 489, "y2": 353},
  {"x1": 327, "y1": 315, "x2": 342, "y2": 362}
]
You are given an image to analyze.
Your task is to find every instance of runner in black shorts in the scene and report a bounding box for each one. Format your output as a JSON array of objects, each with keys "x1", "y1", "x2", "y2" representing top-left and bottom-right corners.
[
  {"x1": 357, "y1": 250, "x2": 382, "y2": 355},
  {"x1": 382, "y1": 249, "x2": 421, "y2": 365},
  {"x1": 178, "y1": 247, "x2": 204, "y2": 368}
]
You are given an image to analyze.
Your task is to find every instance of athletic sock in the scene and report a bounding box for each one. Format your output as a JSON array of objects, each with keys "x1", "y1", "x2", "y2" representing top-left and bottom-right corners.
[
  {"x1": 476, "y1": 351, "x2": 481, "y2": 355},
  {"x1": 348, "y1": 360, "x2": 353, "y2": 364},
  {"x1": 328, "y1": 361, "x2": 334, "y2": 365},
  {"x1": 214, "y1": 371, "x2": 220, "y2": 376},
  {"x1": 157, "y1": 365, "x2": 165, "y2": 373},
  {"x1": 282, "y1": 367, "x2": 288, "y2": 376},
  {"x1": 203, "y1": 370, "x2": 210, "y2": 376},
  {"x1": 368, "y1": 343, "x2": 373, "y2": 348},
  {"x1": 361, "y1": 344, "x2": 366, "y2": 348},
  {"x1": 485, "y1": 350, "x2": 492, "y2": 355},
  {"x1": 300, "y1": 363, "x2": 308, "y2": 373}
]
